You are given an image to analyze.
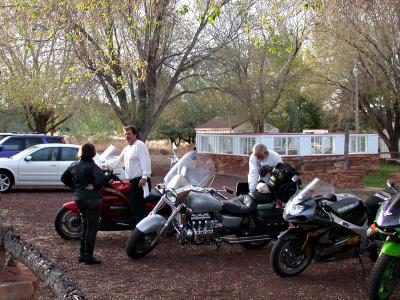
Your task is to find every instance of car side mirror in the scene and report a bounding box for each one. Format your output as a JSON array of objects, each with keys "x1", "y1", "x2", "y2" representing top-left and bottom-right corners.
[{"x1": 25, "y1": 155, "x2": 32, "y2": 161}]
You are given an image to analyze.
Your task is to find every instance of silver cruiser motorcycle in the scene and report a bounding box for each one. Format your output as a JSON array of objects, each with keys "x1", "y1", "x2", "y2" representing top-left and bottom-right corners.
[{"x1": 126, "y1": 149, "x2": 295, "y2": 259}]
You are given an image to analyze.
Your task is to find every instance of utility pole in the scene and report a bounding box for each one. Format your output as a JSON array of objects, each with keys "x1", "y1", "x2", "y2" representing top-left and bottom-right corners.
[
  {"x1": 344, "y1": 123, "x2": 350, "y2": 171},
  {"x1": 353, "y1": 61, "x2": 361, "y2": 133}
]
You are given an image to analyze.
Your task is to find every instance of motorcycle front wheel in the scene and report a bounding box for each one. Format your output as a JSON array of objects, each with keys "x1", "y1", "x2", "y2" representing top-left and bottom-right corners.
[
  {"x1": 126, "y1": 229, "x2": 158, "y2": 259},
  {"x1": 270, "y1": 236, "x2": 313, "y2": 277},
  {"x1": 54, "y1": 207, "x2": 82, "y2": 240},
  {"x1": 369, "y1": 254, "x2": 400, "y2": 300}
]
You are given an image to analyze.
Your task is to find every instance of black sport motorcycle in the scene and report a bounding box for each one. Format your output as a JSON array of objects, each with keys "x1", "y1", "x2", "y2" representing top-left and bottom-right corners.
[{"x1": 270, "y1": 178, "x2": 383, "y2": 277}]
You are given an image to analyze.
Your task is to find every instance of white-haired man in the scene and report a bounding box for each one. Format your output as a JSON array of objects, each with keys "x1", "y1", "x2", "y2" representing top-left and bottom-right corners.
[{"x1": 248, "y1": 143, "x2": 282, "y2": 192}]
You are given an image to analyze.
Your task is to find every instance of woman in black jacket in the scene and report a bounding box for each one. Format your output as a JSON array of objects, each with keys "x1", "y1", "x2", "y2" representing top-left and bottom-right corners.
[{"x1": 61, "y1": 143, "x2": 111, "y2": 265}]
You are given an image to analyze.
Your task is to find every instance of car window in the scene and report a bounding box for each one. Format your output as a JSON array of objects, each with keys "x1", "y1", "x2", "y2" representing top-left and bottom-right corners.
[
  {"x1": 0, "y1": 135, "x2": 10, "y2": 142},
  {"x1": 26, "y1": 137, "x2": 44, "y2": 148},
  {"x1": 46, "y1": 137, "x2": 63, "y2": 143},
  {"x1": 30, "y1": 147, "x2": 59, "y2": 161},
  {"x1": 61, "y1": 147, "x2": 78, "y2": 161},
  {"x1": 1, "y1": 137, "x2": 25, "y2": 150}
]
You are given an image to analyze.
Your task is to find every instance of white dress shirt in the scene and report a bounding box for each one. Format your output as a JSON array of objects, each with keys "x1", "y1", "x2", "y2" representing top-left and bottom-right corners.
[
  {"x1": 118, "y1": 140, "x2": 152, "y2": 180},
  {"x1": 248, "y1": 150, "x2": 283, "y2": 192}
]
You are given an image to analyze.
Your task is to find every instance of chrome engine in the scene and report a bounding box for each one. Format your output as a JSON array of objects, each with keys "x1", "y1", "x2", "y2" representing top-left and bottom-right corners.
[{"x1": 179, "y1": 213, "x2": 223, "y2": 244}]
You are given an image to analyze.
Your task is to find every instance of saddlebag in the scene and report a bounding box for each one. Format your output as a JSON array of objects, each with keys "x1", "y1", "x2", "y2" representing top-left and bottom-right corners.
[{"x1": 254, "y1": 204, "x2": 288, "y2": 235}]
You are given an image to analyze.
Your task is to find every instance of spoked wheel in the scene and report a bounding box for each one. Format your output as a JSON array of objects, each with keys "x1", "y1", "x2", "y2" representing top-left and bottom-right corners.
[
  {"x1": 54, "y1": 207, "x2": 82, "y2": 240},
  {"x1": 369, "y1": 254, "x2": 400, "y2": 300},
  {"x1": 0, "y1": 170, "x2": 13, "y2": 192},
  {"x1": 126, "y1": 229, "x2": 158, "y2": 259},
  {"x1": 271, "y1": 236, "x2": 313, "y2": 277}
]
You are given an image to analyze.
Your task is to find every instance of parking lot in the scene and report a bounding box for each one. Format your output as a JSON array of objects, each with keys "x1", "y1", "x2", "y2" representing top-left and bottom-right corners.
[{"x1": 0, "y1": 176, "x2": 377, "y2": 300}]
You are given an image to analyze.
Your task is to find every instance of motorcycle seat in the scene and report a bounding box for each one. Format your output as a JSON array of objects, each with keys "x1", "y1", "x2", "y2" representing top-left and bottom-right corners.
[
  {"x1": 146, "y1": 188, "x2": 162, "y2": 203},
  {"x1": 222, "y1": 195, "x2": 257, "y2": 216}
]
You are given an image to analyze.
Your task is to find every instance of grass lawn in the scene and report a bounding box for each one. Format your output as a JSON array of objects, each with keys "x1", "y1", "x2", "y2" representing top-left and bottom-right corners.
[{"x1": 364, "y1": 163, "x2": 400, "y2": 188}]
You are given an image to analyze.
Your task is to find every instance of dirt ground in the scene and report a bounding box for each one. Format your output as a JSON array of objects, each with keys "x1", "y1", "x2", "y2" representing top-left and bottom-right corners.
[{"x1": 0, "y1": 166, "x2": 385, "y2": 300}]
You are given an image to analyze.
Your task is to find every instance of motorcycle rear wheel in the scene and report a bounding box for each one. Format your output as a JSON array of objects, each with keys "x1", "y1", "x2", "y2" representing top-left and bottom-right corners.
[
  {"x1": 270, "y1": 236, "x2": 313, "y2": 277},
  {"x1": 369, "y1": 254, "x2": 400, "y2": 300},
  {"x1": 54, "y1": 207, "x2": 82, "y2": 240},
  {"x1": 126, "y1": 229, "x2": 158, "y2": 259}
]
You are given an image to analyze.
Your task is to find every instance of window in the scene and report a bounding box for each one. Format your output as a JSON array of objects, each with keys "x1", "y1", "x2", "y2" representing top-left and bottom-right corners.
[
  {"x1": 1, "y1": 137, "x2": 25, "y2": 151},
  {"x1": 220, "y1": 136, "x2": 233, "y2": 154},
  {"x1": 274, "y1": 137, "x2": 286, "y2": 155},
  {"x1": 0, "y1": 135, "x2": 10, "y2": 142},
  {"x1": 274, "y1": 137, "x2": 300, "y2": 155},
  {"x1": 61, "y1": 147, "x2": 78, "y2": 161},
  {"x1": 30, "y1": 147, "x2": 59, "y2": 161},
  {"x1": 350, "y1": 136, "x2": 367, "y2": 153},
  {"x1": 240, "y1": 137, "x2": 256, "y2": 155},
  {"x1": 25, "y1": 137, "x2": 43, "y2": 148},
  {"x1": 46, "y1": 137, "x2": 64, "y2": 143},
  {"x1": 200, "y1": 136, "x2": 214, "y2": 153},
  {"x1": 311, "y1": 136, "x2": 334, "y2": 154}
]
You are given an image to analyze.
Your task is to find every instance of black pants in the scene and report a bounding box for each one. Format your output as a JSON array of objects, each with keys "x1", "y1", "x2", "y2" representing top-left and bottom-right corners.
[
  {"x1": 76, "y1": 198, "x2": 101, "y2": 258},
  {"x1": 129, "y1": 177, "x2": 152, "y2": 225}
]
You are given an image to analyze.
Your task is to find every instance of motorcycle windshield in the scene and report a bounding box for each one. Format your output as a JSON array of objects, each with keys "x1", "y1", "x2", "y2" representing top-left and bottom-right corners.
[
  {"x1": 163, "y1": 149, "x2": 214, "y2": 190},
  {"x1": 93, "y1": 145, "x2": 121, "y2": 168},
  {"x1": 288, "y1": 178, "x2": 335, "y2": 205},
  {"x1": 376, "y1": 192, "x2": 400, "y2": 228}
]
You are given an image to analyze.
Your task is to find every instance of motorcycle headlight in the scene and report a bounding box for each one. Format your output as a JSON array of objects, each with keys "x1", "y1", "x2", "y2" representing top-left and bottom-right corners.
[
  {"x1": 166, "y1": 189, "x2": 177, "y2": 203},
  {"x1": 287, "y1": 204, "x2": 305, "y2": 215}
]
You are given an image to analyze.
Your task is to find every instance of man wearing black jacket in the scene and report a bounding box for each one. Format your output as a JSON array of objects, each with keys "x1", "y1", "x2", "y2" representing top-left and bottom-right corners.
[{"x1": 61, "y1": 143, "x2": 111, "y2": 265}]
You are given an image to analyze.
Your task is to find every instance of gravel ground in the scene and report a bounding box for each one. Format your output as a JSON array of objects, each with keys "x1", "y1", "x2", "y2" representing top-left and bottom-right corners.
[{"x1": 0, "y1": 171, "x2": 389, "y2": 300}]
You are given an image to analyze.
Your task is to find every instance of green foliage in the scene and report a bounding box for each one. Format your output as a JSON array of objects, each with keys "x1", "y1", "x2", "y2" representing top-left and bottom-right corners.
[
  {"x1": 274, "y1": 94, "x2": 322, "y2": 133},
  {"x1": 364, "y1": 164, "x2": 400, "y2": 188}
]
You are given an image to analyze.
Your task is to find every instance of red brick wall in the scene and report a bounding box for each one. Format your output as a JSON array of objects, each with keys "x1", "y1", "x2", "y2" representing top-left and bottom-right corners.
[{"x1": 198, "y1": 153, "x2": 380, "y2": 188}]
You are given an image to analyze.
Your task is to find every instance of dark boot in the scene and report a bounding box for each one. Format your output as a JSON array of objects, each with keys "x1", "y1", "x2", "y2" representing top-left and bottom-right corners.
[
  {"x1": 84, "y1": 256, "x2": 102, "y2": 265},
  {"x1": 78, "y1": 239, "x2": 86, "y2": 263}
]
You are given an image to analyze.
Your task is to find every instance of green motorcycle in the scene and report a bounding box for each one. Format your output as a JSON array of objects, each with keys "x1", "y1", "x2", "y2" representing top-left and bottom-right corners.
[{"x1": 368, "y1": 180, "x2": 400, "y2": 300}]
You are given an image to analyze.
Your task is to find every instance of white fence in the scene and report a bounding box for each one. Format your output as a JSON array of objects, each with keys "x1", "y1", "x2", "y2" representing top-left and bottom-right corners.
[{"x1": 196, "y1": 133, "x2": 379, "y2": 156}]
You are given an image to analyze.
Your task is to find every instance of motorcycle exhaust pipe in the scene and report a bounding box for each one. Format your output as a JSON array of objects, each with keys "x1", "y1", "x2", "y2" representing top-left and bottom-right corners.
[{"x1": 220, "y1": 234, "x2": 272, "y2": 244}]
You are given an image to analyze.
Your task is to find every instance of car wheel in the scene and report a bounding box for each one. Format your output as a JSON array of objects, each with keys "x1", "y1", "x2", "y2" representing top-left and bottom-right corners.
[{"x1": 0, "y1": 170, "x2": 13, "y2": 192}]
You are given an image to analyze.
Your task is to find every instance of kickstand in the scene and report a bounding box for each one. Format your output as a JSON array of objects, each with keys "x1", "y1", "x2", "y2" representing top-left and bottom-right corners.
[{"x1": 356, "y1": 254, "x2": 366, "y2": 276}]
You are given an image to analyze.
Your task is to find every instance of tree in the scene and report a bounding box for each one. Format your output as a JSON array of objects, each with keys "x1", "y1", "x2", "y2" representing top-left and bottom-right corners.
[
  {"x1": 0, "y1": 2, "x2": 83, "y2": 133},
  {"x1": 37, "y1": 0, "x2": 236, "y2": 141},
  {"x1": 312, "y1": 0, "x2": 400, "y2": 154},
  {"x1": 209, "y1": 0, "x2": 317, "y2": 132}
]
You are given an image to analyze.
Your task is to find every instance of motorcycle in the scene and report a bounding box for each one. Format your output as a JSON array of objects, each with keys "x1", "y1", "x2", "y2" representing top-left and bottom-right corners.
[
  {"x1": 125, "y1": 149, "x2": 298, "y2": 259},
  {"x1": 54, "y1": 145, "x2": 168, "y2": 240},
  {"x1": 270, "y1": 178, "x2": 383, "y2": 277},
  {"x1": 368, "y1": 179, "x2": 400, "y2": 300}
]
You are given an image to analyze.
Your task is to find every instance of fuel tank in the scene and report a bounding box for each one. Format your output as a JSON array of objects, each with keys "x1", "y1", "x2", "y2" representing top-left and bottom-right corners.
[{"x1": 187, "y1": 191, "x2": 222, "y2": 213}]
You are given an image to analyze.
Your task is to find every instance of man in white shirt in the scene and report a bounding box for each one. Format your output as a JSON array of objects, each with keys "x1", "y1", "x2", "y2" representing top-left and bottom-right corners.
[
  {"x1": 117, "y1": 125, "x2": 152, "y2": 226},
  {"x1": 248, "y1": 143, "x2": 282, "y2": 192}
]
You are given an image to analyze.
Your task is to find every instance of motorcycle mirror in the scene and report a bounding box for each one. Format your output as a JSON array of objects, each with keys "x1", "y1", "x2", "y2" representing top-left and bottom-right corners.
[
  {"x1": 387, "y1": 179, "x2": 395, "y2": 188},
  {"x1": 291, "y1": 175, "x2": 300, "y2": 183},
  {"x1": 223, "y1": 186, "x2": 234, "y2": 194}
]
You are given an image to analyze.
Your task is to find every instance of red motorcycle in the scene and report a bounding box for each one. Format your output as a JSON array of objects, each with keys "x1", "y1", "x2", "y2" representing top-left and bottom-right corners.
[{"x1": 54, "y1": 175, "x2": 165, "y2": 240}]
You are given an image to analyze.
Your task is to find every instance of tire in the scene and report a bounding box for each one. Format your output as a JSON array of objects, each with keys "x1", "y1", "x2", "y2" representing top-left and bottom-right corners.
[
  {"x1": 0, "y1": 170, "x2": 13, "y2": 192},
  {"x1": 54, "y1": 207, "x2": 82, "y2": 240},
  {"x1": 126, "y1": 229, "x2": 158, "y2": 259},
  {"x1": 369, "y1": 254, "x2": 400, "y2": 300},
  {"x1": 270, "y1": 236, "x2": 313, "y2": 277}
]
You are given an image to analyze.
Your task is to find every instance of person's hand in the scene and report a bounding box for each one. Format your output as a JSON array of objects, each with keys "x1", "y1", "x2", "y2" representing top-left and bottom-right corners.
[
  {"x1": 259, "y1": 165, "x2": 272, "y2": 177},
  {"x1": 138, "y1": 178, "x2": 147, "y2": 187},
  {"x1": 85, "y1": 184, "x2": 94, "y2": 190}
]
